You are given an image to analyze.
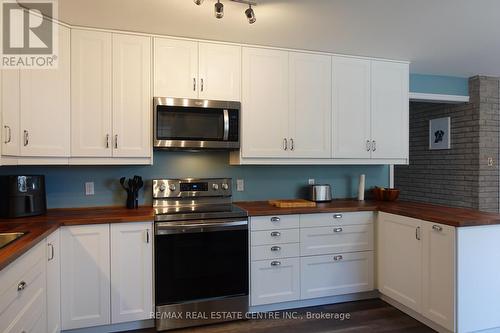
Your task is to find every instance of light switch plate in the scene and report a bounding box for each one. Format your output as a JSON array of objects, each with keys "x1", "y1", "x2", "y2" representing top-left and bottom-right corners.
[
  {"x1": 236, "y1": 179, "x2": 244, "y2": 192},
  {"x1": 308, "y1": 179, "x2": 315, "y2": 185},
  {"x1": 85, "y1": 182, "x2": 95, "y2": 196}
]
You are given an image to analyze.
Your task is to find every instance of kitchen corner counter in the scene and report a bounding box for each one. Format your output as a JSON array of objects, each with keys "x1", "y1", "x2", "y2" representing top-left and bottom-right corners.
[
  {"x1": 235, "y1": 200, "x2": 500, "y2": 228},
  {"x1": 0, "y1": 206, "x2": 154, "y2": 271}
]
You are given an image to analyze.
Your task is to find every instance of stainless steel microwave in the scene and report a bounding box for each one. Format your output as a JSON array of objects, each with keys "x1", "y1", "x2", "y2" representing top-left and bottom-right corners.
[{"x1": 153, "y1": 97, "x2": 240, "y2": 150}]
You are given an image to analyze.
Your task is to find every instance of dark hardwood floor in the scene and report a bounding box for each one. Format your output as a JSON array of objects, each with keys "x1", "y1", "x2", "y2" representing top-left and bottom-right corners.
[{"x1": 124, "y1": 299, "x2": 436, "y2": 333}]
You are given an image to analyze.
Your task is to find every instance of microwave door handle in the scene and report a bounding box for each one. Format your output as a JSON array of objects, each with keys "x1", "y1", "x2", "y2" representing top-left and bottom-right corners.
[{"x1": 223, "y1": 109, "x2": 229, "y2": 141}]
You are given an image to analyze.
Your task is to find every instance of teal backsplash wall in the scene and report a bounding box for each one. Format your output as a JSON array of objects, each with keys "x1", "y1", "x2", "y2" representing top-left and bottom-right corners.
[{"x1": 0, "y1": 151, "x2": 389, "y2": 208}]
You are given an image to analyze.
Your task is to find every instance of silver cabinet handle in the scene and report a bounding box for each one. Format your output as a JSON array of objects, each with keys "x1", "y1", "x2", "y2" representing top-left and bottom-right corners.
[
  {"x1": 366, "y1": 140, "x2": 371, "y2": 151},
  {"x1": 270, "y1": 217, "x2": 281, "y2": 222},
  {"x1": 48, "y1": 243, "x2": 54, "y2": 261},
  {"x1": 333, "y1": 227, "x2": 343, "y2": 233},
  {"x1": 333, "y1": 255, "x2": 343, "y2": 261},
  {"x1": 432, "y1": 225, "x2": 443, "y2": 232},
  {"x1": 17, "y1": 281, "x2": 27, "y2": 291},
  {"x1": 193, "y1": 78, "x2": 196, "y2": 91},
  {"x1": 333, "y1": 214, "x2": 343, "y2": 219},
  {"x1": 271, "y1": 246, "x2": 281, "y2": 252},
  {"x1": 270, "y1": 261, "x2": 281, "y2": 266},
  {"x1": 372, "y1": 140, "x2": 377, "y2": 151},
  {"x1": 283, "y1": 138, "x2": 288, "y2": 151},
  {"x1": 270, "y1": 231, "x2": 281, "y2": 237},
  {"x1": 290, "y1": 138, "x2": 294, "y2": 151},
  {"x1": 106, "y1": 134, "x2": 110, "y2": 148},
  {"x1": 114, "y1": 134, "x2": 118, "y2": 149},
  {"x1": 201, "y1": 78, "x2": 204, "y2": 92},
  {"x1": 23, "y1": 130, "x2": 29, "y2": 146},
  {"x1": 3, "y1": 125, "x2": 11, "y2": 144},
  {"x1": 146, "y1": 229, "x2": 150, "y2": 243},
  {"x1": 416, "y1": 226, "x2": 421, "y2": 240}
]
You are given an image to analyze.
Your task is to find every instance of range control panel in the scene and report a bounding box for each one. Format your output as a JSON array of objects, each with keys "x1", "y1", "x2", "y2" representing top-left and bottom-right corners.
[{"x1": 153, "y1": 178, "x2": 232, "y2": 199}]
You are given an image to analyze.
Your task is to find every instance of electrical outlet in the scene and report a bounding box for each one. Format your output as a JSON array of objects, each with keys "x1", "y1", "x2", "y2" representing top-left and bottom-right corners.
[
  {"x1": 85, "y1": 182, "x2": 95, "y2": 196},
  {"x1": 236, "y1": 179, "x2": 244, "y2": 192},
  {"x1": 308, "y1": 178, "x2": 315, "y2": 185},
  {"x1": 488, "y1": 157, "x2": 494, "y2": 167}
]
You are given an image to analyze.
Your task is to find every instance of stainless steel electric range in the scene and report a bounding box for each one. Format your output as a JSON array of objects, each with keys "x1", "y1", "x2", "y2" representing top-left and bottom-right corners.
[{"x1": 153, "y1": 178, "x2": 249, "y2": 331}]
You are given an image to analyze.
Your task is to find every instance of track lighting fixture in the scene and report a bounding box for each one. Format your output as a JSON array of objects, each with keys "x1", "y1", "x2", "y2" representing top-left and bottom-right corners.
[
  {"x1": 194, "y1": 0, "x2": 257, "y2": 24},
  {"x1": 214, "y1": 0, "x2": 224, "y2": 19},
  {"x1": 245, "y1": 4, "x2": 256, "y2": 24}
]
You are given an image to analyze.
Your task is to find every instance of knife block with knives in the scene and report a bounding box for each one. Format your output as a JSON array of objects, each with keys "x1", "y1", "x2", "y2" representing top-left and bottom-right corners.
[{"x1": 120, "y1": 176, "x2": 144, "y2": 209}]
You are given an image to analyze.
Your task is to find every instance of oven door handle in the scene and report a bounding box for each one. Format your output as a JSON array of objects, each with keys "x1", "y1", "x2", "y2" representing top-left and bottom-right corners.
[
  {"x1": 223, "y1": 109, "x2": 229, "y2": 141},
  {"x1": 155, "y1": 219, "x2": 248, "y2": 235}
]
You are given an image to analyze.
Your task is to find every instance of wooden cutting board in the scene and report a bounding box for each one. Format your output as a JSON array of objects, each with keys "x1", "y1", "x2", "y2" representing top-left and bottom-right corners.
[{"x1": 268, "y1": 199, "x2": 317, "y2": 208}]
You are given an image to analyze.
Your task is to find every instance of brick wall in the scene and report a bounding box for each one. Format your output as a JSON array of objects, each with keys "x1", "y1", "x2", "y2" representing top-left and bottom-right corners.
[{"x1": 395, "y1": 76, "x2": 500, "y2": 212}]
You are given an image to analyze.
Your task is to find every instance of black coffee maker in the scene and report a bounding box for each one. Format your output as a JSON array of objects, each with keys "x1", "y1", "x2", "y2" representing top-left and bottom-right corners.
[{"x1": 0, "y1": 175, "x2": 47, "y2": 218}]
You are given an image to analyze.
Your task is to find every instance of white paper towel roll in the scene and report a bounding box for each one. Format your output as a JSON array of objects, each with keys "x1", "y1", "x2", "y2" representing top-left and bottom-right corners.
[{"x1": 358, "y1": 174, "x2": 366, "y2": 201}]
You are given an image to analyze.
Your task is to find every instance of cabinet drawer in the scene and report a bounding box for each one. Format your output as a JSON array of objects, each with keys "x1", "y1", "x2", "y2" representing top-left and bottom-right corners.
[
  {"x1": 300, "y1": 224, "x2": 373, "y2": 256},
  {"x1": 251, "y1": 257, "x2": 300, "y2": 306},
  {"x1": 251, "y1": 243, "x2": 300, "y2": 261},
  {"x1": 250, "y1": 215, "x2": 300, "y2": 231},
  {"x1": 301, "y1": 251, "x2": 374, "y2": 300},
  {"x1": 251, "y1": 229, "x2": 300, "y2": 246},
  {"x1": 4, "y1": 287, "x2": 45, "y2": 333},
  {"x1": 300, "y1": 212, "x2": 373, "y2": 228}
]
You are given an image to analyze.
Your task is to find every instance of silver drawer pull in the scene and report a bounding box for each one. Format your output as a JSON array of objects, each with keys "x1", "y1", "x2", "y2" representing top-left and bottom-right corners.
[
  {"x1": 432, "y1": 225, "x2": 443, "y2": 232},
  {"x1": 271, "y1": 246, "x2": 281, "y2": 252},
  {"x1": 333, "y1": 214, "x2": 343, "y2": 219},
  {"x1": 17, "y1": 281, "x2": 27, "y2": 291},
  {"x1": 333, "y1": 255, "x2": 343, "y2": 261},
  {"x1": 270, "y1": 217, "x2": 281, "y2": 222},
  {"x1": 270, "y1": 261, "x2": 281, "y2": 266},
  {"x1": 48, "y1": 243, "x2": 55, "y2": 261},
  {"x1": 270, "y1": 231, "x2": 281, "y2": 237},
  {"x1": 333, "y1": 227, "x2": 343, "y2": 233}
]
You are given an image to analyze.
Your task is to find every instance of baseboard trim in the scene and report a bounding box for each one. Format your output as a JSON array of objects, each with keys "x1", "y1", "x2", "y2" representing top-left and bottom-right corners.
[{"x1": 62, "y1": 319, "x2": 154, "y2": 333}]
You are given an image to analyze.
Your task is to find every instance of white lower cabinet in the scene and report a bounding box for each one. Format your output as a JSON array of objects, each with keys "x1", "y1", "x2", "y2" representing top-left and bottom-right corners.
[
  {"x1": 301, "y1": 252, "x2": 374, "y2": 300},
  {"x1": 251, "y1": 258, "x2": 300, "y2": 306},
  {"x1": 61, "y1": 224, "x2": 111, "y2": 330},
  {"x1": 46, "y1": 229, "x2": 61, "y2": 333},
  {"x1": 110, "y1": 222, "x2": 153, "y2": 324},
  {"x1": 61, "y1": 222, "x2": 153, "y2": 330}
]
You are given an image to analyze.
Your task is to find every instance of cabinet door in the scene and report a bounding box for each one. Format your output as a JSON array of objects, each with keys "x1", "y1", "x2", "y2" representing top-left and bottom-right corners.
[
  {"x1": 301, "y1": 252, "x2": 374, "y2": 300},
  {"x1": 199, "y1": 43, "x2": 241, "y2": 101},
  {"x1": 251, "y1": 258, "x2": 300, "y2": 306},
  {"x1": 289, "y1": 52, "x2": 331, "y2": 158},
  {"x1": 110, "y1": 222, "x2": 153, "y2": 324},
  {"x1": 154, "y1": 38, "x2": 198, "y2": 98},
  {"x1": 241, "y1": 47, "x2": 289, "y2": 158},
  {"x1": 46, "y1": 229, "x2": 61, "y2": 333},
  {"x1": 61, "y1": 225, "x2": 111, "y2": 330},
  {"x1": 332, "y1": 56, "x2": 371, "y2": 158},
  {"x1": 20, "y1": 24, "x2": 70, "y2": 157},
  {"x1": 71, "y1": 29, "x2": 113, "y2": 157},
  {"x1": 422, "y1": 222, "x2": 455, "y2": 331},
  {"x1": 377, "y1": 212, "x2": 422, "y2": 313},
  {"x1": 2, "y1": 69, "x2": 20, "y2": 156},
  {"x1": 371, "y1": 60, "x2": 409, "y2": 159},
  {"x1": 112, "y1": 34, "x2": 152, "y2": 158}
]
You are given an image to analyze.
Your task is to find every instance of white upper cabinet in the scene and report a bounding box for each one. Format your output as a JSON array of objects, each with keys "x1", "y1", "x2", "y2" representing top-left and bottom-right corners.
[
  {"x1": 20, "y1": 24, "x2": 70, "y2": 157},
  {"x1": 289, "y1": 52, "x2": 331, "y2": 158},
  {"x1": 332, "y1": 56, "x2": 371, "y2": 159},
  {"x1": 198, "y1": 43, "x2": 241, "y2": 101},
  {"x1": 154, "y1": 38, "x2": 198, "y2": 99},
  {"x1": 1, "y1": 69, "x2": 20, "y2": 156},
  {"x1": 371, "y1": 60, "x2": 409, "y2": 159},
  {"x1": 241, "y1": 47, "x2": 289, "y2": 158},
  {"x1": 71, "y1": 29, "x2": 113, "y2": 157},
  {"x1": 112, "y1": 34, "x2": 152, "y2": 158}
]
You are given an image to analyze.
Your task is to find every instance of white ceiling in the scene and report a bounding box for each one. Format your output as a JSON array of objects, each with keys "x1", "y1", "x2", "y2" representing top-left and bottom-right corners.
[{"x1": 59, "y1": 0, "x2": 500, "y2": 77}]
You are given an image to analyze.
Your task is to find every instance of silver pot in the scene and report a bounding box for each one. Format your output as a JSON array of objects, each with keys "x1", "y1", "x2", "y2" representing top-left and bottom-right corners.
[{"x1": 308, "y1": 184, "x2": 332, "y2": 202}]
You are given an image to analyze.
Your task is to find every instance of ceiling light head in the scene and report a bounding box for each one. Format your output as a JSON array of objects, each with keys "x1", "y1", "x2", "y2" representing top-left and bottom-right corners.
[
  {"x1": 245, "y1": 4, "x2": 256, "y2": 24},
  {"x1": 193, "y1": 0, "x2": 204, "y2": 5},
  {"x1": 214, "y1": 0, "x2": 224, "y2": 19}
]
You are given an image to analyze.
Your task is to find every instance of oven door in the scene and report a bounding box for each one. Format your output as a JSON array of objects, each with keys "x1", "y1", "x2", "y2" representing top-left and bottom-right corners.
[
  {"x1": 155, "y1": 218, "x2": 248, "y2": 306},
  {"x1": 154, "y1": 97, "x2": 240, "y2": 149}
]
